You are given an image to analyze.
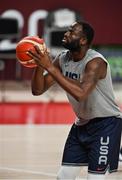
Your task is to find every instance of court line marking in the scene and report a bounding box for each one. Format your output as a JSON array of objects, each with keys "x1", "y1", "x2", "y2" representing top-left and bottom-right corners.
[
  {"x1": 0, "y1": 167, "x2": 86, "y2": 179},
  {"x1": 0, "y1": 167, "x2": 56, "y2": 177}
]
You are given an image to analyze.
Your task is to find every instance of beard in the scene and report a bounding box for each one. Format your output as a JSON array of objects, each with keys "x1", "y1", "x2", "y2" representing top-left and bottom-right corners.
[{"x1": 62, "y1": 39, "x2": 81, "y2": 51}]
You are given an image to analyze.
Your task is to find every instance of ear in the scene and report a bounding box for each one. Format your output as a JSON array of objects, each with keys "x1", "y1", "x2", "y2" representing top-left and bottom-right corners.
[{"x1": 80, "y1": 37, "x2": 87, "y2": 45}]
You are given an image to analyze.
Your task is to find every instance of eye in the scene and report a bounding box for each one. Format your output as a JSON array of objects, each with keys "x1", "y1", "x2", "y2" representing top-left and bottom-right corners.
[
  {"x1": 69, "y1": 29, "x2": 74, "y2": 35},
  {"x1": 70, "y1": 29, "x2": 73, "y2": 32}
]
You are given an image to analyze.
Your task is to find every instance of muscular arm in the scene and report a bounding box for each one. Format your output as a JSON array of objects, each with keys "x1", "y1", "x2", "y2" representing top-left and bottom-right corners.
[
  {"x1": 31, "y1": 59, "x2": 59, "y2": 95},
  {"x1": 47, "y1": 58, "x2": 107, "y2": 101},
  {"x1": 28, "y1": 46, "x2": 107, "y2": 100},
  {"x1": 79, "y1": 58, "x2": 107, "y2": 99}
]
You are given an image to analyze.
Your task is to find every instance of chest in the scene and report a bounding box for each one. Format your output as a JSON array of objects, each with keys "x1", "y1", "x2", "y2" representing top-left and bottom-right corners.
[{"x1": 62, "y1": 60, "x2": 85, "y2": 80}]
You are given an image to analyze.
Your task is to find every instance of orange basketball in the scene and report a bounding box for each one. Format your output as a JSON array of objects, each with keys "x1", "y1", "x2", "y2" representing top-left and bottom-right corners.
[{"x1": 16, "y1": 36, "x2": 46, "y2": 68}]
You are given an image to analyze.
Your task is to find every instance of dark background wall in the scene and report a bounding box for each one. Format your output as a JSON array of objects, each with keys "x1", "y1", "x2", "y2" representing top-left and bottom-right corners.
[
  {"x1": 0, "y1": 0, "x2": 122, "y2": 80},
  {"x1": 1, "y1": 0, "x2": 122, "y2": 44}
]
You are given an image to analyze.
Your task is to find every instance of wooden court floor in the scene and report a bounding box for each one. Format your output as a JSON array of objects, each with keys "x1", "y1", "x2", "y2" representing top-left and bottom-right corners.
[{"x1": 0, "y1": 125, "x2": 122, "y2": 180}]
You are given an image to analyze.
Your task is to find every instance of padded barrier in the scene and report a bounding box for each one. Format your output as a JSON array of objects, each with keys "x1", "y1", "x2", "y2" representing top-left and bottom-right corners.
[
  {"x1": 0, "y1": 102, "x2": 75, "y2": 124},
  {"x1": 0, "y1": 102, "x2": 121, "y2": 124}
]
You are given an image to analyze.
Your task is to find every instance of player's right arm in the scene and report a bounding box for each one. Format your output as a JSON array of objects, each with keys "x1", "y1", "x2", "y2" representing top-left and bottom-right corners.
[{"x1": 31, "y1": 58, "x2": 60, "y2": 95}]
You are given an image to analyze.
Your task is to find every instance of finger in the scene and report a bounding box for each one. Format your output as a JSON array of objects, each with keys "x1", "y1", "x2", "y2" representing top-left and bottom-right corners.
[
  {"x1": 34, "y1": 45, "x2": 44, "y2": 56},
  {"x1": 46, "y1": 48, "x2": 50, "y2": 53},
  {"x1": 26, "y1": 52, "x2": 40, "y2": 63},
  {"x1": 27, "y1": 59, "x2": 36, "y2": 64},
  {"x1": 26, "y1": 51, "x2": 35, "y2": 58},
  {"x1": 27, "y1": 51, "x2": 44, "y2": 65},
  {"x1": 27, "y1": 50, "x2": 40, "y2": 59},
  {"x1": 42, "y1": 48, "x2": 51, "y2": 58}
]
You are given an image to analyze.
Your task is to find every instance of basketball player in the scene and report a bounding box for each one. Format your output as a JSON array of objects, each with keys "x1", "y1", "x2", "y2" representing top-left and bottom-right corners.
[{"x1": 27, "y1": 21, "x2": 122, "y2": 180}]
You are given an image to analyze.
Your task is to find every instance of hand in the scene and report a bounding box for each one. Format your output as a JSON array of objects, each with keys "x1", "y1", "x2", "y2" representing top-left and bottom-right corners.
[{"x1": 27, "y1": 45, "x2": 53, "y2": 70}]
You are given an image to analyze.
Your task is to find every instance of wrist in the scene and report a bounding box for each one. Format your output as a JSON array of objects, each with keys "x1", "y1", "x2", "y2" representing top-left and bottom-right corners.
[
  {"x1": 36, "y1": 66, "x2": 44, "y2": 73},
  {"x1": 46, "y1": 65, "x2": 56, "y2": 75}
]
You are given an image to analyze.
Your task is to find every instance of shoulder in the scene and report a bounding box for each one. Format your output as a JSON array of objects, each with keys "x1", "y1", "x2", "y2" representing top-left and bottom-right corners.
[
  {"x1": 53, "y1": 50, "x2": 69, "y2": 69},
  {"x1": 87, "y1": 49, "x2": 107, "y2": 62},
  {"x1": 87, "y1": 48, "x2": 108, "y2": 68},
  {"x1": 55, "y1": 50, "x2": 69, "y2": 67},
  {"x1": 85, "y1": 57, "x2": 107, "y2": 79},
  {"x1": 85, "y1": 49, "x2": 108, "y2": 69},
  {"x1": 58, "y1": 50, "x2": 69, "y2": 59},
  {"x1": 86, "y1": 57, "x2": 107, "y2": 68}
]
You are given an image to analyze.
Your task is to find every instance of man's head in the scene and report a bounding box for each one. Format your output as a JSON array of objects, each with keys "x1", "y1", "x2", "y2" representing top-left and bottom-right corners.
[{"x1": 62, "y1": 21, "x2": 94, "y2": 51}]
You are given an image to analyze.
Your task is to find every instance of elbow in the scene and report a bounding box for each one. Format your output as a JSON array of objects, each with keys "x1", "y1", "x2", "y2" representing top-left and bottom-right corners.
[
  {"x1": 32, "y1": 90, "x2": 43, "y2": 96},
  {"x1": 75, "y1": 94, "x2": 88, "y2": 102},
  {"x1": 75, "y1": 96, "x2": 83, "y2": 102}
]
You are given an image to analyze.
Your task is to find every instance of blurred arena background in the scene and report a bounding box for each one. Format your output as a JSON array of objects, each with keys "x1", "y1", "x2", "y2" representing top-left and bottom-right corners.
[{"x1": 0, "y1": 0, "x2": 122, "y2": 179}]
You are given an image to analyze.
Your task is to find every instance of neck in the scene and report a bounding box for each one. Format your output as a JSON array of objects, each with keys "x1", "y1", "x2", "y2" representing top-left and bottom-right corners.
[{"x1": 70, "y1": 46, "x2": 89, "y2": 62}]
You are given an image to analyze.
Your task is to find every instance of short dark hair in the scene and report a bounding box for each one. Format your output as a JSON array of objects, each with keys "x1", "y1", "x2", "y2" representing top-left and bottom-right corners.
[{"x1": 77, "y1": 21, "x2": 94, "y2": 45}]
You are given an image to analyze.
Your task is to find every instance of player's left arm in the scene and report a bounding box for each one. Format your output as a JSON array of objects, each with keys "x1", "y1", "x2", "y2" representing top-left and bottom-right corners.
[
  {"x1": 47, "y1": 57, "x2": 107, "y2": 101},
  {"x1": 79, "y1": 58, "x2": 107, "y2": 99},
  {"x1": 28, "y1": 46, "x2": 107, "y2": 101}
]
